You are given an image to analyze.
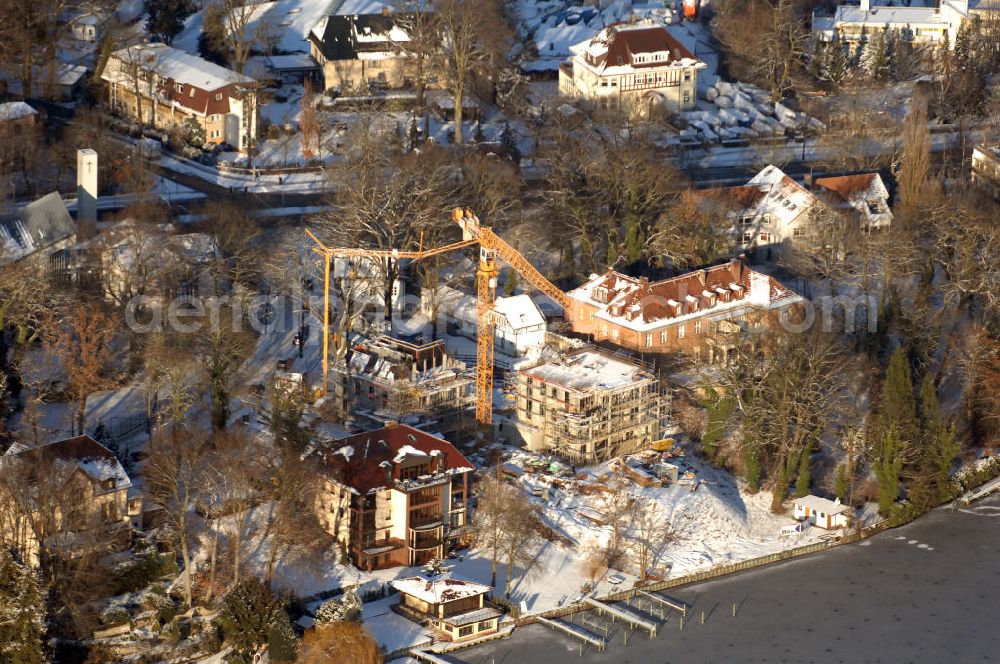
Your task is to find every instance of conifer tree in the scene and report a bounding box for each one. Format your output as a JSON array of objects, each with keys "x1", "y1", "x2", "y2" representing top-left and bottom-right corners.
[
  {"x1": 826, "y1": 39, "x2": 848, "y2": 87},
  {"x1": 918, "y1": 374, "x2": 960, "y2": 503},
  {"x1": 874, "y1": 423, "x2": 904, "y2": 514},
  {"x1": 834, "y1": 463, "x2": 850, "y2": 502},
  {"x1": 794, "y1": 442, "x2": 812, "y2": 497},
  {"x1": 0, "y1": 549, "x2": 46, "y2": 664},
  {"x1": 879, "y1": 347, "x2": 917, "y2": 451}
]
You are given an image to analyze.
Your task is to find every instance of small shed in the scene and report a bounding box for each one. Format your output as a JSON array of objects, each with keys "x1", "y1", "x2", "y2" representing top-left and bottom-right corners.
[{"x1": 793, "y1": 495, "x2": 850, "y2": 530}]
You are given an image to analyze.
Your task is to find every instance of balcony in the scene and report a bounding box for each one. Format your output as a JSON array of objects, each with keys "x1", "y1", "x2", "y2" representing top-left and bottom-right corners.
[
  {"x1": 410, "y1": 514, "x2": 444, "y2": 530},
  {"x1": 410, "y1": 532, "x2": 443, "y2": 551}
]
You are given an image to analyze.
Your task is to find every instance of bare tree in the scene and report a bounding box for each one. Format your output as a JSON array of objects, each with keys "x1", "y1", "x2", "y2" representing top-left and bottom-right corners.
[
  {"x1": 49, "y1": 302, "x2": 119, "y2": 435},
  {"x1": 894, "y1": 100, "x2": 935, "y2": 219},
  {"x1": 471, "y1": 474, "x2": 508, "y2": 589},
  {"x1": 627, "y1": 497, "x2": 671, "y2": 582},
  {"x1": 499, "y1": 487, "x2": 540, "y2": 599},
  {"x1": 713, "y1": 0, "x2": 809, "y2": 99},
  {"x1": 145, "y1": 427, "x2": 211, "y2": 608},
  {"x1": 596, "y1": 472, "x2": 634, "y2": 568},
  {"x1": 435, "y1": 0, "x2": 506, "y2": 144},
  {"x1": 316, "y1": 129, "x2": 459, "y2": 312}
]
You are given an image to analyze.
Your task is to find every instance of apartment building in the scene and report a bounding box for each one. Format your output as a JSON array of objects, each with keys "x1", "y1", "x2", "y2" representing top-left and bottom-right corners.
[
  {"x1": 565, "y1": 257, "x2": 803, "y2": 363},
  {"x1": 559, "y1": 21, "x2": 705, "y2": 114},
  {"x1": 511, "y1": 349, "x2": 667, "y2": 464},
  {"x1": 330, "y1": 336, "x2": 475, "y2": 440},
  {"x1": 101, "y1": 43, "x2": 258, "y2": 152},
  {"x1": 310, "y1": 424, "x2": 473, "y2": 570},
  {"x1": 812, "y1": 0, "x2": 998, "y2": 48}
]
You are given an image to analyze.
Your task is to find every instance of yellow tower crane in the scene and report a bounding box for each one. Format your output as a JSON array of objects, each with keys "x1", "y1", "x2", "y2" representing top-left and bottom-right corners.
[{"x1": 306, "y1": 208, "x2": 571, "y2": 427}]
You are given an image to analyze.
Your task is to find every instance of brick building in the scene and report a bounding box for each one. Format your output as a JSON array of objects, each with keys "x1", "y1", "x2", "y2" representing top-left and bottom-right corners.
[
  {"x1": 565, "y1": 258, "x2": 803, "y2": 363},
  {"x1": 310, "y1": 424, "x2": 472, "y2": 570}
]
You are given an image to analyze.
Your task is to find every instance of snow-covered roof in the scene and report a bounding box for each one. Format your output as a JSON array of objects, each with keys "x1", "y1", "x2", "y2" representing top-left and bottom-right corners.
[
  {"x1": 0, "y1": 192, "x2": 74, "y2": 266},
  {"x1": 521, "y1": 350, "x2": 653, "y2": 392},
  {"x1": 0, "y1": 101, "x2": 37, "y2": 122},
  {"x1": 794, "y1": 494, "x2": 850, "y2": 515},
  {"x1": 390, "y1": 575, "x2": 490, "y2": 605},
  {"x1": 569, "y1": 21, "x2": 705, "y2": 77},
  {"x1": 3, "y1": 435, "x2": 132, "y2": 494},
  {"x1": 567, "y1": 260, "x2": 803, "y2": 333},
  {"x1": 831, "y1": 4, "x2": 952, "y2": 26},
  {"x1": 311, "y1": 423, "x2": 473, "y2": 495},
  {"x1": 494, "y1": 294, "x2": 546, "y2": 332},
  {"x1": 745, "y1": 164, "x2": 820, "y2": 226},
  {"x1": 104, "y1": 43, "x2": 253, "y2": 92}
]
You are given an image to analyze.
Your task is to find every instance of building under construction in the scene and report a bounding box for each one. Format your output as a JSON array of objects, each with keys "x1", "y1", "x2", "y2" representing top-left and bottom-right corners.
[
  {"x1": 510, "y1": 348, "x2": 668, "y2": 465},
  {"x1": 329, "y1": 336, "x2": 476, "y2": 440}
]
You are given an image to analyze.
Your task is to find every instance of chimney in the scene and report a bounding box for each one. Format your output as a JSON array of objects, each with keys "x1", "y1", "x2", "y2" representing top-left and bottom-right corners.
[
  {"x1": 697, "y1": 269, "x2": 707, "y2": 287},
  {"x1": 379, "y1": 460, "x2": 393, "y2": 484},
  {"x1": 432, "y1": 449, "x2": 446, "y2": 472},
  {"x1": 77, "y1": 149, "x2": 98, "y2": 224},
  {"x1": 803, "y1": 172, "x2": 814, "y2": 189},
  {"x1": 384, "y1": 420, "x2": 399, "y2": 428},
  {"x1": 727, "y1": 257, "x2": 741, "y2": 281}
]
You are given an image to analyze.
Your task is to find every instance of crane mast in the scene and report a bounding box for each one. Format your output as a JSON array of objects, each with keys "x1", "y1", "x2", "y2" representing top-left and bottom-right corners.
[{"x1": 307, "y1": 209, "x2": 570, "y2": 430}]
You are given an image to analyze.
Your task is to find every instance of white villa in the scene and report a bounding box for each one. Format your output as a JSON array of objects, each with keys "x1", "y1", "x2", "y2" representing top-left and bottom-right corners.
[
  {"x1": 559, "y1": 21, "x2": 705, "y2": 115},
  {"x1": 813, "y1": 0, "x2": 998, "y2": 48}
]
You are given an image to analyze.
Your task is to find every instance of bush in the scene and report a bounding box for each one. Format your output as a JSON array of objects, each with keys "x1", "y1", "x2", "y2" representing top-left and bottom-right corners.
[
  {"x1": 99, "y1": 608, "x2": 130, "y2": 627},
  {"x1": 956, "y1": 456, "x2": 1000, "y2": 492},
  {"x1": 267, "y1": 620, "x2": 299, "y2": 663},
  {"x1": 886, "y1": 500, "x2": 924, "y2": 527},
  {"x1": 113, "y1": 549, "x2": 178, "y2": 595}
]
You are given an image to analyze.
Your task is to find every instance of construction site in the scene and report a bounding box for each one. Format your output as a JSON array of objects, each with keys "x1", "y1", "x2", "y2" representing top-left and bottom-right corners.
[
  {"x1": 308, "y1": 209, "x2": 671, "y2": 452},
  {"x1": 328, "y1": 335, "x2": 475, "y2": 440},
  {"x1": 511, "y1": 349, "x2": 668, "y2": 465}
]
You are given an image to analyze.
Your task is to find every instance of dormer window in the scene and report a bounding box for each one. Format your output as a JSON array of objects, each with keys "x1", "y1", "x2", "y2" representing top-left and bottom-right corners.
[
  {"x1": 175, "y1": 83, "x2": 184, "y2": 93},
  {"x1": 189, "y1": 87, "x2": 196, "y2": 97},
  {"x1": 216, "y1": 93, "x2": 223, "y2": 101}
]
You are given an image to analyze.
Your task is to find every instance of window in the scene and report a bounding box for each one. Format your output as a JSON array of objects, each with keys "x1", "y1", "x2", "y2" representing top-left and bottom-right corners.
[
  {"x1": 743, "y1": 231, "x2": 753, "y2": 244},
  {"x1": 677, "y1": 325, "x2": 685, "y2": 339},
  {"x1": 215, "y1": 93, "x2": 223, "y2": 101},
  {"x1": 694, "y1": 320, "x2": 702, "y2": 335},
  {"x1": 459, "y1": 626, "x2": 474, "y2": 638},
  {"x1": 683, "y1": 92, "x2": 690, "y2": 103},
  {"x1": 660, "y1": 330, "x2": 667, "y2": 344},
  {"x1": 793, "y1": 227, "x2": 804, "y2": 237},
  {"x1": 741, "y1": 216, "x2": 754, "y2": 228},
  {"x1": 611, "y1": 328, "x2": 619, "y2": 341},
  {"x1": 175, "y1": 83, "x2": 184, "y2": 93},
  {"x1": 684, "y1": 71, "x2": 691, "y2": 82},
  {"x1": 646, "y1": 334, "x2": 653, "y2": 348},
  {"x1": 760, "y1": 232, "x2": 770, "y2": 242},
  {"x1": 478, "y1": 620, "x2": 494, "y2": 631}
]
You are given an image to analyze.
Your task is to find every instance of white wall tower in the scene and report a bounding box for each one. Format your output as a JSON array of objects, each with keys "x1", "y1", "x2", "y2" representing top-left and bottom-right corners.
[{"x1": 77, "y1": 148, "x2": 98, "y2": 224}]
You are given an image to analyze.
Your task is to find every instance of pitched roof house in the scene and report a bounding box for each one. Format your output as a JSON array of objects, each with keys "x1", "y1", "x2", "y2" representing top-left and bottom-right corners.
[
  {"x1": 698, "y1": 165, "x2": 891, "y2": 260},
  {"x1": 309, "y1": 424, "x2": 473, "y2": 570},
  {"x1": 309, "y1": 1, "x2": 419, "y2": 92},
  {"x1": 559, "y1": 21, "x2": 705, "y2": 114},
  {"x1": 0, "y1": 192, "x2": 76, "y2": 271},
  {"x1": 0, "y1": 436, "x2": 141, "y2": 566},
  {"x1": 101, "y1": 44, "x2": 258, "y2": 151},
  {"x1": 391, "y1": 574, "x2": 502, "y2": 642}
]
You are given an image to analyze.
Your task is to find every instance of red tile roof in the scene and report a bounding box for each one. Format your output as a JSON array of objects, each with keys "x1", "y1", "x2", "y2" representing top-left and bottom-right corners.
[
  {"x1": 589, "y1": 24, "x2": 697, "y2": 70},
  {"x1": 312, "y1": 424, "x2": 472, "y2": 495},
  {"x1": 813, "y1": 173, "x2": 880, "y2": 203}
]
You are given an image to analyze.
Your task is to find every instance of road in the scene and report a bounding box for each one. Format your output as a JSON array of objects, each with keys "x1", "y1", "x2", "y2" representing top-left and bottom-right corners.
[{"x1": 455, "y1": 496, "x2": 1000, "y2": 664}]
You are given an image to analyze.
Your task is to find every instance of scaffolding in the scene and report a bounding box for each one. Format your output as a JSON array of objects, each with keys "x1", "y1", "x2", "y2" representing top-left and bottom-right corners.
[
  {"x1": 329, "y1": 336, "x2": 476, "y2": 438},
  {"x1": 515, "y1": 350, "x2": 670, "y2": 465}
]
